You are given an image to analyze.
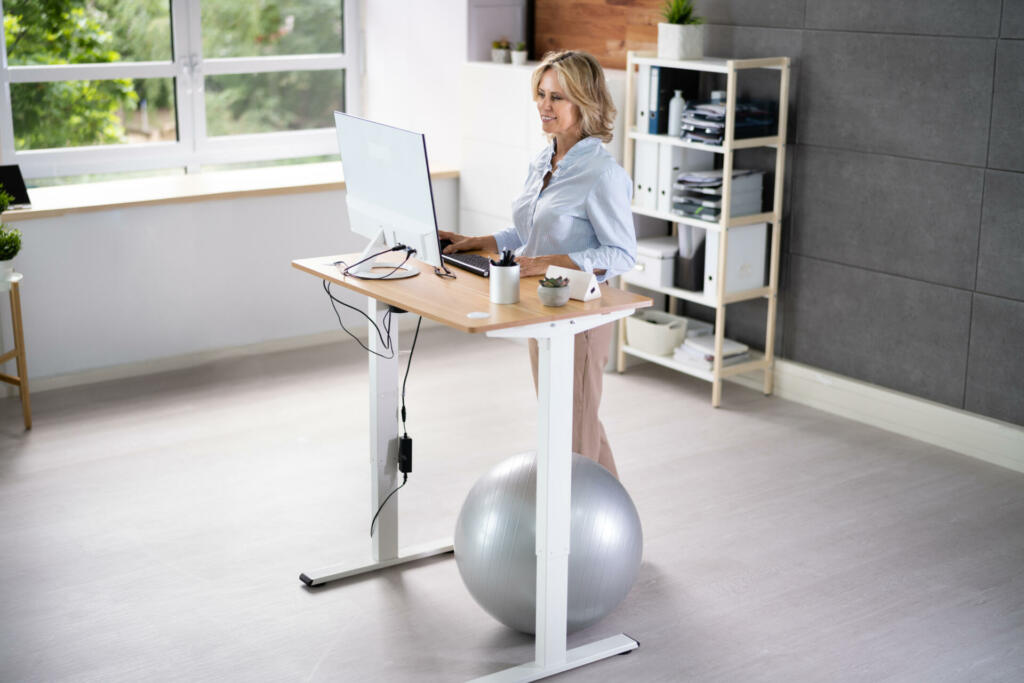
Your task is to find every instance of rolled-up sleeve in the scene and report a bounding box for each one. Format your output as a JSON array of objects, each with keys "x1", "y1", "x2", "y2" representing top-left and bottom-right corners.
[
  {"x1": 568, "y1": 166, "x2": 637, "y2": 281},
  {"x1": 493, "y1": 226, "x2": 525, "y2": 254}
]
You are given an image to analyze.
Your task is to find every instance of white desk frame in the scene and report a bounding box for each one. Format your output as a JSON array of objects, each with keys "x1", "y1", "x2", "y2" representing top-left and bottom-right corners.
[
  {"x1": 299, "y1": 297, "x2": 453, "y2": 586},
  {"x1": 300, "y1": 297, "x2": 640, "y2": 681},
  {"x1": 479, "y1": 310, "x2": 639, "y2": 681}
]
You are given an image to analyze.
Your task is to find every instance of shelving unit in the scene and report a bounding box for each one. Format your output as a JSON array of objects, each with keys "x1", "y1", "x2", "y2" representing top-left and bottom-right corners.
[{"x1": 616, "y1": 51, "x2": 790, "y2": 407}]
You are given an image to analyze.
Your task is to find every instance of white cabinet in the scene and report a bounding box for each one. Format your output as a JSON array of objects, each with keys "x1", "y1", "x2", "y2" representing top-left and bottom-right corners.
[{"x1": 616, "y1": 52, "x2": 791, "y2": 407}]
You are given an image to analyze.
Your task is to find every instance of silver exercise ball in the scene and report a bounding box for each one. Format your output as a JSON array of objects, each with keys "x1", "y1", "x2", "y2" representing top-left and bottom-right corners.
[{"x1": 454, "y1": 452, "x2": 643, "y2": 634}]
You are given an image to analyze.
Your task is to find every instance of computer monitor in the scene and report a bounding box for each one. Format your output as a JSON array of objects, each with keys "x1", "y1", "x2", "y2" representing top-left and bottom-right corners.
[{"x1": 333, "y1": 112, "x2": 444, "y2": 279}]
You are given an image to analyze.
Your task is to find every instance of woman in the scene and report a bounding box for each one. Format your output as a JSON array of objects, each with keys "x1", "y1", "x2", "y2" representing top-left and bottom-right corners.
[{"x1": 439, "y1": 50, "x2": 636, "y2": 478}]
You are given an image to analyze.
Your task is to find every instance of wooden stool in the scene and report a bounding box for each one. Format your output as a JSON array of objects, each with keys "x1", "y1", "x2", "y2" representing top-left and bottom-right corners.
[{"x1": 1, "y1": 272, "x2": 31, "y2": 430}]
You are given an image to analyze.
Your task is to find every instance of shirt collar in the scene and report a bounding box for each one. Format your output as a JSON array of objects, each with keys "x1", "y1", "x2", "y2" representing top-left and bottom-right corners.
[
  {"x1": 558, "y1": 136, "x2": 601, "y2": 171},
  {"x1": 534, "y1": 136, "x2": 601, "y2": 174}
]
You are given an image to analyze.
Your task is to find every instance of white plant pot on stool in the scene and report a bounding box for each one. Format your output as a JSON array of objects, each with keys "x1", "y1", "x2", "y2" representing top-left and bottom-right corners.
[
  {"x1": 657, "y1": 23, "x2": 704, "y2": 60},
  {"x1": 0, "y1": 261, "x2": 13, "y2": 293}
]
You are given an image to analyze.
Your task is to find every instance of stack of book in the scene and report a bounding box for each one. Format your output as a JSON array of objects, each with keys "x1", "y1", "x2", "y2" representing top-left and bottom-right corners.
[
  {"x1": 680, "y1": 101, "x2": 777, "y2": 145},
  {"x1": 673, "y1": 335, "x2": 750, "y2": 372},
  {"x1": 672, "y1": 169, "x2": 763, "y2": 223}
]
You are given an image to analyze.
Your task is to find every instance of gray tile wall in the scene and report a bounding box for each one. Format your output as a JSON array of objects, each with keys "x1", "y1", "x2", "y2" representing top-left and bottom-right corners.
[{"x1": 691, "y1": 0, "x2": 1024, "y2": 427}]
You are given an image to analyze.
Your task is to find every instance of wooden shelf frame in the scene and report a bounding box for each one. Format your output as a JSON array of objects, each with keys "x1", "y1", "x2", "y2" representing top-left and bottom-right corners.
[{"x1": 616, "y1": 51, "x2": 791, "y2": 407}]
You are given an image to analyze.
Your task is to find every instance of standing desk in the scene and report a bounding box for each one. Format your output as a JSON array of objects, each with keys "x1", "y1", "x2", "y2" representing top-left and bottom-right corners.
[{"x1": 292, "y1": 253, "x2": 652, "y2": 681}]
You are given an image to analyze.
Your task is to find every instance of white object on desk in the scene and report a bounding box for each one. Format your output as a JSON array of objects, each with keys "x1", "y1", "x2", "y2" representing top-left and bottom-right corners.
[{"x1": 543, "y1": 265, "x2": 601, "y2": 302}]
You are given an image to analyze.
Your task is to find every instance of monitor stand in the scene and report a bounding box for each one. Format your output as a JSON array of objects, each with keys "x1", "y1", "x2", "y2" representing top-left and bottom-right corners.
[{"x1": 347, "y1": 230, "x2": 419, "y2": 280}]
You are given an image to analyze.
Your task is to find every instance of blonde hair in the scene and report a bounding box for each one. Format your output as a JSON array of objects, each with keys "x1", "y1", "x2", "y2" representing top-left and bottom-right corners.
[{"x1": 531, "y1": 50, "x2": 616, "y2": 143}]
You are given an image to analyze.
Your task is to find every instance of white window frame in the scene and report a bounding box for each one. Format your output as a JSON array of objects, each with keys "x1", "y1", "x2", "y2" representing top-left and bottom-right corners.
[{"x1": 0, "y1": 0, "x2": 361, "y2": 179}]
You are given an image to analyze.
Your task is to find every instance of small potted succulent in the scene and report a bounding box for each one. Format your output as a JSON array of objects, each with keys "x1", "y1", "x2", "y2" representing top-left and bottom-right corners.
[
  {"x1": 537, "y1": 275, "x2": 570, "y2": 307},
  {"x1": 511, "y1": 41, "x2": 528, "y2": 66},
  {"x1": 491, "y1": 39, "x2": 510, "y2": 63},
  {"x1": 0, "y1": 187, "x2": 20, "y2": 291},
  {"x1": 658, "y1": 0, "x2": 705, "y2": 60}
]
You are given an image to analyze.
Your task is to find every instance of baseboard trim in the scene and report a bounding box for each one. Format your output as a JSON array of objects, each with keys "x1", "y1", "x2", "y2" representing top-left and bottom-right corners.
[
  {"x1": 21, "y1": 316, "x2": 439, "y2": 395},
  {"x1": 730, "y1": 360, "x2": 1024, "y2": 475}
]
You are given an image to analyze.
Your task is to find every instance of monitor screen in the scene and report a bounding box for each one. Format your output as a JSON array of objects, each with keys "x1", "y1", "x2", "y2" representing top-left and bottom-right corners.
[{"x1": 333, "y1": 113, "x2": 443, "y2": 273}]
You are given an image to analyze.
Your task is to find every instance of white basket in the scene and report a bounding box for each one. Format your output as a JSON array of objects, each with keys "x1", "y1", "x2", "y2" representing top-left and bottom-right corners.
[{"x1": 625, "y1": 311, "x2": 688, "y2": 356}]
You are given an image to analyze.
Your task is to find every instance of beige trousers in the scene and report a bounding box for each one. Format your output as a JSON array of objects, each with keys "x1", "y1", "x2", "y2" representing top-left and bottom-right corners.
[{"x1": 528, "y1": 322, "x2": 618, "y2": 479}]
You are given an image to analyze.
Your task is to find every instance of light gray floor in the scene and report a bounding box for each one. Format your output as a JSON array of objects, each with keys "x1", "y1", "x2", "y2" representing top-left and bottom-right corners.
[{"x1": 1, "y1": 325, "x2": 1023, "y2": 682}]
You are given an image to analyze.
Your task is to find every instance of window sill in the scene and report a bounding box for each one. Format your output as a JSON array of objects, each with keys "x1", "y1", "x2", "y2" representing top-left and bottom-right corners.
[{"x1": 2, "y1": 162, "x2": 459, "y2": 222}]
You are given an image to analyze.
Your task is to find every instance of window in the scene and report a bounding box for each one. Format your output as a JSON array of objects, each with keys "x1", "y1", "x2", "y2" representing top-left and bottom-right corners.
[{"x1": 0, "y1": 0, "x2": 360, "y2": 180}]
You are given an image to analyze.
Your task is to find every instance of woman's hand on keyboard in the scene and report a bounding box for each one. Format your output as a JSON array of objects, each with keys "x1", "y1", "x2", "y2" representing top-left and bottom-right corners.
[
  {"x1": 438, "y1": 230, "x2": 473, "y2": 254},
  {"x1": 438, "y1": 231, "x2": 499, "y2": 255}
]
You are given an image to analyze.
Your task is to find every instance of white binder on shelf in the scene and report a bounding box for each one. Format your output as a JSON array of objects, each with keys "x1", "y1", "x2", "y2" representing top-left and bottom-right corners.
[
  {"x1": 704, "y1": 222, "x2": 768, "y2": 297},
  {"x1": 635, "y1": 64, "x2": 650, "y2": 133},
  {"x1": 656, "y1": 145, "x2": 681, "y2": 214},
  {"x1": 656, "y1": 147, "x2": 715, "y2": 214},
  {"x1": 633, "y1": 140, "x2": 658, "y2": 210}
]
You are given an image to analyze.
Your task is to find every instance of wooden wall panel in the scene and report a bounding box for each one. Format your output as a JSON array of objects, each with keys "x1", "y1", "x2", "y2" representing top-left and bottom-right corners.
[{"x1": 534, "y1": 0, "x2": 662, "y2": 70}]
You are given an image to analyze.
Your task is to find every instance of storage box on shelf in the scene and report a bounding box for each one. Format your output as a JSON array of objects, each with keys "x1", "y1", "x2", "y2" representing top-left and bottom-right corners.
[{"x1": 616, "y1": 51, "x2": 790, "y2": 407}]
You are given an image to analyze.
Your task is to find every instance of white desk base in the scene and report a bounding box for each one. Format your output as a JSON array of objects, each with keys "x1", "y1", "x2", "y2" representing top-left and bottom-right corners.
[
  {"x1": 302, "y1": 301, "x2": 638, "y2": 681},
  {"x1": 299, "y1": 538, "x2": 453, "y2": 586},
  {"x1": 477, "y1": 310, "x2": 638, "y2": 681},
  {"x1": 300, "y1": 299, "x2": 453, "y2": 586}
]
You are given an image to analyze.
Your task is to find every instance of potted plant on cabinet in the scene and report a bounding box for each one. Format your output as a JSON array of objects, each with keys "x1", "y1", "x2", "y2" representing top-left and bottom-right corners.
[
  {"x1": 491, "y1": 39, "x2": 510, "y2": 63},
  {"x1": 511, "y1": 41, "x2": 528, "y2": 65},
  {"x1": 0, "y1": 187, "x2": 21, "y2": 292},
  {"x1": 658, "y1": 0, "x2": 705, "y2": 60}
]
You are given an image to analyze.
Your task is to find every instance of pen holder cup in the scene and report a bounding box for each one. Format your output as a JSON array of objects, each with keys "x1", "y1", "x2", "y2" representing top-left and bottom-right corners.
[{"x1": 489, "y1": 264, "x2": 521, "y2": 304}]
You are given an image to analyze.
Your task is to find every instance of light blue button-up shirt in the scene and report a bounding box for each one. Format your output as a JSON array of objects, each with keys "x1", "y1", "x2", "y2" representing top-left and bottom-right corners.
[{"x1": 493, "y1": 136, "x2": 637, "y2": 282}]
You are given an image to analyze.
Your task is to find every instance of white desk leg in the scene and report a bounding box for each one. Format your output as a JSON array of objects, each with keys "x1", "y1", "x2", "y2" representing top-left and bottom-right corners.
[
  {"x1": 473, "y1": 323, "x2": 638, "y2": 682},
  {"x1": 535, "y1": 334, "x2": 572, "y2": 666},
  {"x1": 368, "y1": 297, "x2": 400, "y2": 562},
  {"x1": 300, "y1": 300, "x2": 452, "y2": 586}
]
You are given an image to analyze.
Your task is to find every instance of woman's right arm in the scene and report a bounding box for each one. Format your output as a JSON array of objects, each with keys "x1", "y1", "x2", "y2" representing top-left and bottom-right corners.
[{"x1": 438, "y1": 230, "x2": 498, "y2": 254}]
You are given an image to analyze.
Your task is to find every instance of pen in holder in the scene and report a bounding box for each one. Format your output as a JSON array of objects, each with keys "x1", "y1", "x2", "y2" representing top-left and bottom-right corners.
[{"x1": 489, "y1": 250, "x2": 520, "y2": 304}]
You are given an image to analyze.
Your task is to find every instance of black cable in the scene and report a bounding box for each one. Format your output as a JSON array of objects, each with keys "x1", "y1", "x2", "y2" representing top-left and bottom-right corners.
[
  {"x1": 400, "y1": 316, "x2": 422, "y2": 436},
  {"x1": 433, "y1": 263, "x2": 456, "y2": 279},
  {"x1": 323, "y1": 280, "x2": 395, "y2": 359},
  {"x1": 324, "y1": 247, "x2": 426, "y2": 538},
  {"x1": 335, "y1": 245, "x2": 408, "y2": 279},
  {"x1": 367, "y1": 316, "x2": 422, "y2": 537},
  {"x1": 346, "y1": 248, "x2": 414, "y2": 281},
  {"x1": 370, "y1": 473, "x2": 407, "y2": 537}
]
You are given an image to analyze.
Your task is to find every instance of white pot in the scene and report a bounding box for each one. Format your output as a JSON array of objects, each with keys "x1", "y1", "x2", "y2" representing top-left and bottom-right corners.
[
  {"x1": 491, "y1": 48, "x2": 510, "y2": 63},
  {"x1": 537, "y1": 284, "x2": 570, "y2": 307},
  {"x1": 657, "y1": 23, "x2": 704, "y2": 61},
  {"x1": 510, "y1": 50, "x2": 528, "y2": 66},
  {"x1": 0, "y1": 261, "x2": 13, "y2": 292}
]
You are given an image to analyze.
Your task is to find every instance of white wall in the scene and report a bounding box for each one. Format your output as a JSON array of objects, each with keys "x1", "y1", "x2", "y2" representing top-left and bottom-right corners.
[
  {"x1": 4, "y1": 179, "x2": 457, "y2": 384},
  {"x1": 361, "y1": 0, "x2": 468, "y2": 170}
]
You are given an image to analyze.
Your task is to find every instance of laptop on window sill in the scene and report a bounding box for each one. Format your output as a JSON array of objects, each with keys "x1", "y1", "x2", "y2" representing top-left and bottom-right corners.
[{"x1": 0, "y1": 165, "x2": 31, "y2": 210}]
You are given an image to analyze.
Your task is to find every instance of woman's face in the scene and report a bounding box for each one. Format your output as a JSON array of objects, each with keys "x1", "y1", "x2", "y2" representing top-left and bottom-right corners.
[{"x1": 536, "y1": 69, "x2": 579, "y2": 140}]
